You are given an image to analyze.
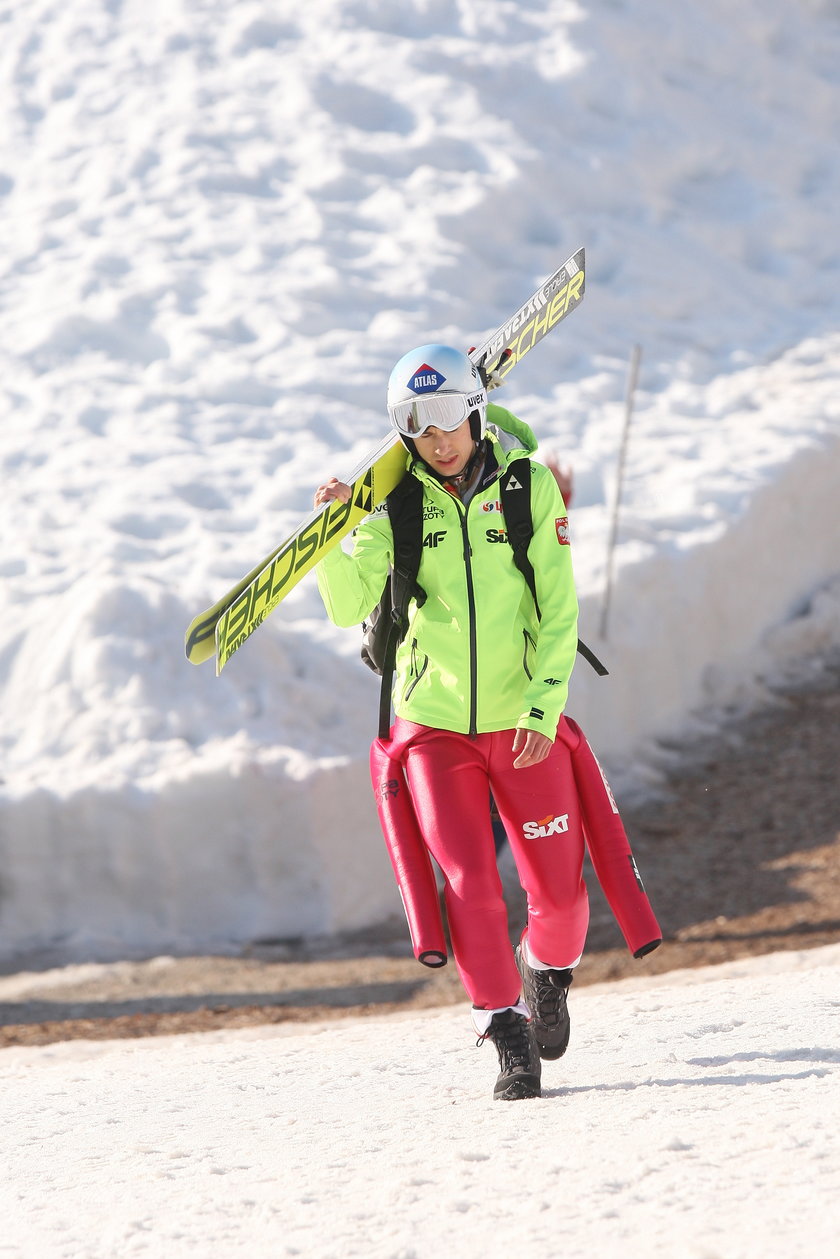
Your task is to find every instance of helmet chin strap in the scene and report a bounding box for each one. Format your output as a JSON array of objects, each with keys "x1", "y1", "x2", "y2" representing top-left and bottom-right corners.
[
  {"x1": 443, "y1": 440, "x2": 482, "y2": 485},
  {"x1": 432, "y1": 437, "x2": 486, "y2": 489},
  {"x1": 414, "y1": 411, "x2": 486, "y2": 486}
]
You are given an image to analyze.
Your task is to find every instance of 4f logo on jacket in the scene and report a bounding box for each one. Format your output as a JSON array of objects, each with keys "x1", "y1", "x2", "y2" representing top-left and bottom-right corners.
[
  {"x1": 423, "y1": 531, "x2": 446, "y2": 548},
  {"x1": 523, "y1": 813, "x2": 569, "y2": 840}
]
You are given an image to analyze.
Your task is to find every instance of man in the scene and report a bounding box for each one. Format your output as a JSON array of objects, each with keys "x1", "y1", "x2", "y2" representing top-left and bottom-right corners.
[{"x1": 314, "y1": 344, "x2": 585, "y2": 1100}]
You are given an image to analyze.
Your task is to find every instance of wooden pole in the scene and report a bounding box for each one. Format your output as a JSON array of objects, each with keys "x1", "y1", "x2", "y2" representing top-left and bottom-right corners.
[{"x1": 599, "y1": 344, "x2": 642, "y2": 640}]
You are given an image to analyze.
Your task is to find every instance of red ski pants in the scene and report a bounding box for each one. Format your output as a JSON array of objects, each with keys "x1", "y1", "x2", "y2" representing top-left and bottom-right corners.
[{"x1": 396, "y1": 719, "x2": 589, "y2": 1010}]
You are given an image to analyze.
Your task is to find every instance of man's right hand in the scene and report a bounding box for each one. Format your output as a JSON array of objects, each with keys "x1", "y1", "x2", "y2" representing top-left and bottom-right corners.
[{"x1": 314, "y1": 478, "x2": 351, "y2": 509}]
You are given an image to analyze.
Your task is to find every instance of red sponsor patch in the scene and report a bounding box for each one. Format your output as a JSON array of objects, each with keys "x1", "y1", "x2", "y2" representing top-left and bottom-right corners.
[{"x1": 555, "y1": 516, "x2": 570, "y2": 545}]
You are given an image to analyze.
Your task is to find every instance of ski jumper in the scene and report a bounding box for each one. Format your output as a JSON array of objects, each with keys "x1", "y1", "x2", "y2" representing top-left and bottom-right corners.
[{"x1": 317, "y1": 406, "x2": 588, "y2": 1009}]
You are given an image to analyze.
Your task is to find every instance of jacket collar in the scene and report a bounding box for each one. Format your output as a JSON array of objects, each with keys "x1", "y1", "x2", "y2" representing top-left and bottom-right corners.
[{"x1": 409, "y1": 420, "x2": 530, "y2": 491}]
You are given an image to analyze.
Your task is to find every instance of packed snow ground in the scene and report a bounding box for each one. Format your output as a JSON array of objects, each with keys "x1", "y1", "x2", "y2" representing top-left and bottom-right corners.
[
  {"x1": 2, "y1": 945, "x2": 839, "y2": 1259},
  {"x1": 1, "y1": 0, "x2": 840, "y2": 958}
]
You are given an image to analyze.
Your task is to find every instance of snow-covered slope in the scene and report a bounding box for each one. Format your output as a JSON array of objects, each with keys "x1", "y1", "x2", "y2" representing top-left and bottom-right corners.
[
  {"x1": 1, "y1": 0, "x2": 839, "y2": 958},
  {"x1": 2, "y1": 945, "x2": 839, "y2": 1259}
]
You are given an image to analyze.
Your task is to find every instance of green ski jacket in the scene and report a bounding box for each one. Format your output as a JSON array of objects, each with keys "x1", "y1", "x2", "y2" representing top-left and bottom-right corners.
[{"x1": 316, "y1": 405, "x2": 579, "y2": 740}]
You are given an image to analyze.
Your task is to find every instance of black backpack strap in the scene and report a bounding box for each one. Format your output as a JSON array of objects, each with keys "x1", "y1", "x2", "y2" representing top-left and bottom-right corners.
[
  {"x1": 576, "y1": 639, "x2": 609, "y2": 677},
  {"x1": 500, "y1": 458, "x2": 609, "y2": 678},
  {"x1": 387, "y1": 474, "x2": 427, "y2": 627},
  {"x1": 371, "y1": 574, "x2": 398, "y2": 740},
  {"x1": 376, "y1": 477, "x2": 426, "y2": 739},
  {"x1": 499, "y1": 459, "x2": 539, "y2": 612}
]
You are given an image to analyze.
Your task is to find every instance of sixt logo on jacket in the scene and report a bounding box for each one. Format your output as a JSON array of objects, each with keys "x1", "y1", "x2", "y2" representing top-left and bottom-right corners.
[{"x1": 407, "y1": 363, "x2": 446, "y2": 393}]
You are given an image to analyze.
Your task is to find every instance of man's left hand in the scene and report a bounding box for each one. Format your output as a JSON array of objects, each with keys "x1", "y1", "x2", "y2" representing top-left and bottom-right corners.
[{"x1": 512, "y1": 728, "x2": 553, "y2": 769}]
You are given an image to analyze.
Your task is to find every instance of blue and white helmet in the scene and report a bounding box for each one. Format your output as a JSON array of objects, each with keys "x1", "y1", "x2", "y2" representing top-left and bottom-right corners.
[{"x1": 386, "y1": 344, "x2": 487, "y2": 446}]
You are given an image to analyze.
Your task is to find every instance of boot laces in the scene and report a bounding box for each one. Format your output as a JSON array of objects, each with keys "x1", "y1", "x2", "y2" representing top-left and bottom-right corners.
[
  {"x1": 531, "y1": 970, "x2": 571, "y2": 1029},
  {"x1": 477, "y1": 1013, "x2": 533, "y2": 1073}
]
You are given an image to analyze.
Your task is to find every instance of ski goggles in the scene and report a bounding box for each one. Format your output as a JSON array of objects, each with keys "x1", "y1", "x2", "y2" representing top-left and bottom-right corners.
[{"x1": 388, "y1": 389, "x2": 486, "y2": 438}]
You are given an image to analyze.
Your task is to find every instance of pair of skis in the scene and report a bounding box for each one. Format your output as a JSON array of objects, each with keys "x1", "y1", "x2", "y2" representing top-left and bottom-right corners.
[{"x1": 184, "y1": 247, "x2": 586, "y2": 672}]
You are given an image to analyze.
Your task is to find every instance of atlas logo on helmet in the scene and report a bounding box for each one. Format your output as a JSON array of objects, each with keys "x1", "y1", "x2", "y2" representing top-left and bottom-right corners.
[{"x1": 408, "y1": 364, "x2": 447, "y2": 394}]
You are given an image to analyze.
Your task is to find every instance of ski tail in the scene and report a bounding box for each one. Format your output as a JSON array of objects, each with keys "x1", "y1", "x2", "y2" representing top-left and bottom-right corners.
[
  {"x1": 212, "y1": 438, "x2": 406, "y2": 672},
  {"x1": 184, "y1": 435, "x2": 405, "y2": 667}
]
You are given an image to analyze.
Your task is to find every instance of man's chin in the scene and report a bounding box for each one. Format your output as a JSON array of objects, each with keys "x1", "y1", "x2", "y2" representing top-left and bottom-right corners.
[{"x1": 435, "y1": 459, "x2": 467, "y2": 477}]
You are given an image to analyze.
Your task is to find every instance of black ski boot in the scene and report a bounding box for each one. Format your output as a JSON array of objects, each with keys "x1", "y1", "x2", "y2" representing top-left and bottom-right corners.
[
  {"x1": 477, "y1": 1008, "x2": 542, "y2": 1101},
  {"x1": 515, "y1": 943, "x2": 573, "y2": 1061}
]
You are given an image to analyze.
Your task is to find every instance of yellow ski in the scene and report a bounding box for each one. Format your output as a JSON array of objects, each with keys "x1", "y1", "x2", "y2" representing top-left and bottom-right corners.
[
  {"x1": 185, "y1": 435, "x2": 407, "y2": 670},
  {"x1": 185, "y1": 247, "x2": 585, "y2": 672}
]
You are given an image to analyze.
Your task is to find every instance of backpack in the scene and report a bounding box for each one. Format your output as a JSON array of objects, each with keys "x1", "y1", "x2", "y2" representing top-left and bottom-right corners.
[{"x1": 361, "y1": 458, "x2": 607, "y2": 738}]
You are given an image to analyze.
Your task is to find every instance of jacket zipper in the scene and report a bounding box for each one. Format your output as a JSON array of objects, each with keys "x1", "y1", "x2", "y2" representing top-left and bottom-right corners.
[{"x1": 455, "y1": 498, "x2": 479, "y2": 737}]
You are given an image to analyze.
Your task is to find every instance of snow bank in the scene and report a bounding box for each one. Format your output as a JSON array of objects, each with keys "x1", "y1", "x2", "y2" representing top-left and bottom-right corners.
[
  {"x1": 569, "y1": 339, "x2": 840, "y2": 786},
  {"x1": 1, "y1": 0, "x2": 839, "y2": 958}
]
